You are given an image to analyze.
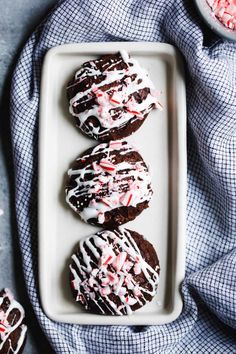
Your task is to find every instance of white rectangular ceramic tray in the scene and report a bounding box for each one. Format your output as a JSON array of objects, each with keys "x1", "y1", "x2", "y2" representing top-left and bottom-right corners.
[{"x1": 39, "y1": 42, "x2": 187, "y2": 325}]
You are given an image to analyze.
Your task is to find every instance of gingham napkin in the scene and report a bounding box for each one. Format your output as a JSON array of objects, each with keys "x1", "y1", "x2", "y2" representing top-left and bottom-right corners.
[{"x1": 10, "y1": 0, "x2": 236, "y2": 353}]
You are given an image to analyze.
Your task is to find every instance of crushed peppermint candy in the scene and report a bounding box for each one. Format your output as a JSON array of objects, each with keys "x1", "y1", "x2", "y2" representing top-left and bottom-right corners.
[
  {"x1": 207, "y1": 0, "x2": 236, "y2": 30},
  {"x1": 69, "y1": 228, "x2": 160, "y2": 315},
  {"x1": 112, "y1": 252, "x2": 127, "y2": 271},
  {"x1": 109, "y1": 140, "x2": 123, "y2": 150},
  {"x1": 99, "y1": 159, "x2": 116, "y2": 173},
  {"x1": 0, "y1": 323, "x2": 7, "y2": 332},
  {"x1": 120, "y1": 191, "x2": 135, "y2": 206}
]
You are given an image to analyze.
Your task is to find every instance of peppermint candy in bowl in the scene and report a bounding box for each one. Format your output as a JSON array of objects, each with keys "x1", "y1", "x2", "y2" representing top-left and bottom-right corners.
[
  {"x1": 195, "y1": 0, "x2": 236, "y2": 41},
  {"x1": 66, "y1": 50, "x2": 163, "y2": 141},
  {"x1": 0, "y1": 288, "x2": 27, "y2": 354},
  {"x1": 65, "y1": 140, "x2": 153, "y2": 228},
  {"x1": 69, "y1": 228, "x2": 160, "y2": 315}
]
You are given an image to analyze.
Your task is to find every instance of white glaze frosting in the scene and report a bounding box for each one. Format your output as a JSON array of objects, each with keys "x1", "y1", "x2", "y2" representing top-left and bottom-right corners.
[
  {"x1": 65, "y1": 140, "x2": 153, "y2": 225},
  {"x1": 0, "y1": 288, "x2": 27, "y2": 353},
  {"x1": 67, "y1": 50, "x2": 163, "y2": 140},
  {"x1": 70, "y1": 228, "x2": 160, "y2": 315}
]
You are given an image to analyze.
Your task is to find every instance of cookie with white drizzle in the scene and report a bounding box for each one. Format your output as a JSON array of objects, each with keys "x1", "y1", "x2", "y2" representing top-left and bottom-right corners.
[
  {"x1": 67, "y1": 50, "x2": 163, "y2": 141},
  {"x1": 69, "y1": 228, "x2": 160, "y2": 315},
  {"x1": 65, "y1": 140, "x2": 153, "y2": 228},
  {"x1": 0, "y1": 289, "x2": 27, "y2": 354}
]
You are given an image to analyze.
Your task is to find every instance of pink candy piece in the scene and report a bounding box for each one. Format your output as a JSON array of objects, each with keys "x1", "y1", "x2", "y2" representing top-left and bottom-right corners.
[
  {"x1": 92, "y1": 86, "x2": 99, "y2": 93},
  {"x1": 112, "y1": 252, "x2": 127, "y2": 271},
  {"x1": 125, "y1": 296, "x2": 137, "y2": 306},
  {"x1": 134, "y1": 262, "x2": 142, "y2": 275},
  {"x1": 126, "y1": 108, "x2": 144, "y2": 120},
  {"x1": 101, "y1": 198, "x2": 113, "y2": 207},
  {"x1": 109, "y1": 141, "x2": 123, "y2": 150},
  {"x1": 92, "y1": 162, "x2": 101, "y2": 173},
  {"x1": 100, "y1": 286, "x2": 111, "y2": 296},
  {"x1": 93, "y1": 184, "x2": 101, "y2": 193},
  {"x1": 99, "y1": 254, "x2": 114, "y2": 266},
  {"x1": 104, "y1": 255, "x2": 114, "y2": 265},
  {"x1": 99, "y1": 159, "x2": 116, "y2": 173},
  {"x1": 96, "y1": 90, "x2": 109, "y2": 106},
  {"x1": 120, "y1": 191, "x2": 135, "y2": 207},
  {"x1": 124, "y1": 274, "x2": 132, "y2": 285},
  {"x1": 99, "y1": 254, "x2": 114, "y2": 267},
  {"x1": 101, "y1": 277, "x2": 110, "y2": 286},
  {"x1": 133, "y1": 287, "x2": 142, "y2": 297},
  {"x1": 107, "y1": 272, "x2": 119, "y2": 285},
  {"x1": 0, "y1": 324, "x2": 7, "y2": 333},
  {"x1": 110, "y1": 94, "x2": 121, "y2": 106},
  {"x1": 122, "y1": 260, "x2": 134, "y2": 272}
]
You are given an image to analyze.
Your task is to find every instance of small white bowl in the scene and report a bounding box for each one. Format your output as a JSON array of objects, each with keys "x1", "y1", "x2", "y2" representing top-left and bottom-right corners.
[{"x1": 194, "y1": 0, "x2": 236, "y2": 42}]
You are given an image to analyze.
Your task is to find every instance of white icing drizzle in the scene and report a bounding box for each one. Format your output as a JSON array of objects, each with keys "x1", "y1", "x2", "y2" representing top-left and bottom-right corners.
[
  {"x1": 0, "y1": 288, "x2": 27, "y2": 352},
  {"x1": 67, "y1": 50, "x2": 163, "y2": 139},
  {"x1": 65, "y1": 141, "x2": 153, "y2": 224},
  {"x1": 70, "y1": 228, "x2": 160, "y2": 315}
]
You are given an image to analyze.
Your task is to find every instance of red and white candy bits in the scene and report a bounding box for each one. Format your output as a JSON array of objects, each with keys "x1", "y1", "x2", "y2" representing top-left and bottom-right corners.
[{"x1": 207, "y1": 0, "x2": 236, "y2": 30}]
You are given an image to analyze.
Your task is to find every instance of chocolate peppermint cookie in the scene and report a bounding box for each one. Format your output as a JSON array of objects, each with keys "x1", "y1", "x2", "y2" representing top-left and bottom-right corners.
[
  {"x1": 67, "y1": 50, "x2": 163, "y2": 141},
  {"x1": 0, "y1": 289, "x2": 27, "y2": 354},
  {"x1": 69, "y1": 228, "x2": 160, "y2": 315},
  {"x1": 65, "y1": 140, "x2": 153, "y2": 228}
]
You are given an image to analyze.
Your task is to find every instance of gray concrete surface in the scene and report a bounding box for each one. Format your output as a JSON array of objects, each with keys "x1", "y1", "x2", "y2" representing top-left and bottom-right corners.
[{"x1": 0, "y1": 1, "x2": 57, "y2": 353}]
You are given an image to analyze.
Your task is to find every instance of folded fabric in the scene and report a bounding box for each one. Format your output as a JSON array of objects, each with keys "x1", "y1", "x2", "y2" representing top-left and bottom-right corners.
[{"x1": 10, "y1": 0, "x2": 236, "y2": 353}]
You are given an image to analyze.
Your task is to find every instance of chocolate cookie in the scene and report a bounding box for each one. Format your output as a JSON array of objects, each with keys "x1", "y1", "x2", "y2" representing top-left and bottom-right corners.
[
  {"x1": 67, "y1": 50, "x2": 163, "y2": 141},
  {"x1": 0, "y1": 289, "x2": 27, "y2": 354},
  {"x1": 69, "y1": 228, "x2": 160, "y2": 315},
  {"x1": 65, "y1": 140, "x2": 153, "y2": 228}
]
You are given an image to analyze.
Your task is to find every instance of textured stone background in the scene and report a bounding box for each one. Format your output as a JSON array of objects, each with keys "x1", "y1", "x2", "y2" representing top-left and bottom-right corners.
[{"x1": 0, "y1": 1, "x2": 56, "y2": 352}]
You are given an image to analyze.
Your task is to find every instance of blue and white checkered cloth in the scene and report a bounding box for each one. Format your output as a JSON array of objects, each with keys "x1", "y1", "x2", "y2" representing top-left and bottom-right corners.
[{"x1": 10, "y1": 0, "x2": 236, "y2": 353}]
